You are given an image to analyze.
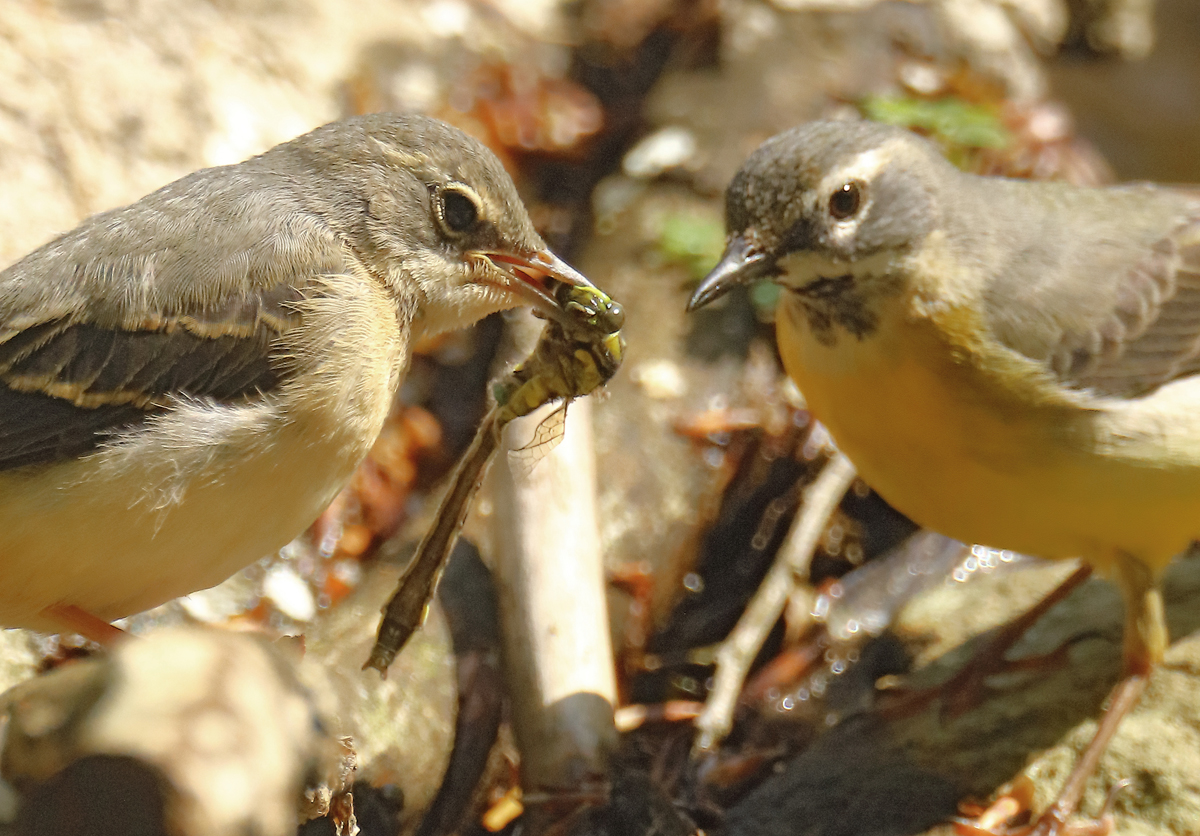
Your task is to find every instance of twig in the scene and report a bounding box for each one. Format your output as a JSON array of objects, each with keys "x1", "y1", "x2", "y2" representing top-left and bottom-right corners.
[{"x1": 693, "y1": 450, "x2": 857, "y2": 754}]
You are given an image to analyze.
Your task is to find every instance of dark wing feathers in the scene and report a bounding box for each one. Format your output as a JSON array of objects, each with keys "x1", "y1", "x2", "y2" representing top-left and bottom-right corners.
[
  {"x1": 0, "y1": 298, "x2": 299, "y2": 471},
  {"x1": 1048, "y1": 217, "x2": 1200, "y2": 398},
  {"x1": 0, "y1": 150, "x2": 353, "y2": 471},
  {"x1": 0, "y1": 393, "x2": 146, "y2": 471}
]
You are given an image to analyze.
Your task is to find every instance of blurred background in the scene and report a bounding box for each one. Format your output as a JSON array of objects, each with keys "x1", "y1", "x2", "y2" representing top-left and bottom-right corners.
[{"x1": 1, "y1": 1, "x2": 1200, "y2": 835}]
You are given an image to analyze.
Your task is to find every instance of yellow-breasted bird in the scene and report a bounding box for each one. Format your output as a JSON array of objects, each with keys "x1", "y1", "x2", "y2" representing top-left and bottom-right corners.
[
  {"x1": 0, "y1": 113, "x2": 594, "y2": 635},
  {"x1": 689, "y1": 119, "x2": 1200, "y2": 834}
]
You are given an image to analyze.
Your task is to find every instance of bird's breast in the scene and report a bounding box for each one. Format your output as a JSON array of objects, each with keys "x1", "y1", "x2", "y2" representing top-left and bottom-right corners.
[
  {"x1": 775, "y1": 289, "x2": 1200, "y2": 562},
  {"x1": 776, "y1": 287, "x2": 1036, "y2": 470},
  {"x1": 0, "y1": 270, "x2": 409, "y2": 629}
]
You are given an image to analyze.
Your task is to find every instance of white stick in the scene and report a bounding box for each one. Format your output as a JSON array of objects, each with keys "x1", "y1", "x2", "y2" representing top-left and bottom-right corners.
[
  {"x1": 693, "y1": 451, "x2": 857, "y2": 753},
  {"x1": 491, "y1": 395, "x2": 618, "y2": 792}
]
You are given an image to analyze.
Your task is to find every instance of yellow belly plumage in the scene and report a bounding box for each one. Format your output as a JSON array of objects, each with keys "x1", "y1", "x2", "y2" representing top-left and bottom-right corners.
[{"x1": 776, "y1": 290, "x2": 1200, "y2": 570}]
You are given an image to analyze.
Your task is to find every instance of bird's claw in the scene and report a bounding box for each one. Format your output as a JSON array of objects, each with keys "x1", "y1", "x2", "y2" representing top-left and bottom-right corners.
[{"x1": 952, "y1": 778, "x2": 1130, "y2": 836}]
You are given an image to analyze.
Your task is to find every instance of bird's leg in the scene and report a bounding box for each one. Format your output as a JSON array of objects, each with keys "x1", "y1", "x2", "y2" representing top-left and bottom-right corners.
[
  {"x1": 878, "y1": 563, "x2": 1093, "y2": 719},
  {"x1": 1113, "y1": 553, "x2": 1168, "y2": 680},
  {"x1": 968, "y1": 553, "x2": 1164, "y2": 836},
  {"x1": 42, "y1": 603, "x2": 126, "y2": 646},
  {"x1": 1024, "y1": 554, "x2": 1164, "y2": 835}
]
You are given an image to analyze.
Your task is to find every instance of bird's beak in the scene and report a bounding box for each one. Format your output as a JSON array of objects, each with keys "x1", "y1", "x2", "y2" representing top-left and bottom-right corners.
[
  {"x1": 478, "y1": 249, "x2": 596, "y2": 322},
  {"x1": 687, "y1": 234, "x2": 778, "y2": 311}
]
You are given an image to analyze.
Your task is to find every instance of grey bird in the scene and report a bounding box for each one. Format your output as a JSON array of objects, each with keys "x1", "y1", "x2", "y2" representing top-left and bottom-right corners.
[
  {"x1": 689, "y1": 119, "x2": 1200, "y2": 833},
  {"x1": 0, "y1": 113, "x2": 593, "y2": 634}
]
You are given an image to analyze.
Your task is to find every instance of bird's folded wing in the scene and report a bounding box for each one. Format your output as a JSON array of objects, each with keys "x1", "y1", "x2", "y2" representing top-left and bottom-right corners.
[
  {"x1": 0, "y1": 287, "x2": 303, "y2": 471},
  {"x1": 1047, "y1": 214, "x2": 1200, "y2": 399},
  {"x1": 0, "y1": 167, "x2": 346, "y2": 471}
]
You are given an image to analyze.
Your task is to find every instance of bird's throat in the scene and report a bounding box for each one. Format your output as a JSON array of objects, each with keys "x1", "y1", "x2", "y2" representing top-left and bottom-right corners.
[{"x1": 784, "y1": 272, "x2": 885, "y2": 345}]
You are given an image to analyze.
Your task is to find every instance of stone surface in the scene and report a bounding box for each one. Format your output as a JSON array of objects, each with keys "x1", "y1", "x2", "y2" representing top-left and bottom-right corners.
[
  {"x1": 302, "y1": 558, "x2": 459, "y2": 834},
  {"x1": 723, "y1": 554, "x2": 1200, "y2": 836},
  {"x1": 0, "y1": 627, "x2": 344, "y2": 836}
]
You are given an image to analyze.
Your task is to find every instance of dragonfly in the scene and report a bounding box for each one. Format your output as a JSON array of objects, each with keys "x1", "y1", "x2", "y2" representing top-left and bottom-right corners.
[
  {"x1": 365, "y1": 284, "x2": 625, "y2": 675},
  {"x1": 497, "y1": 282, "x2": 625, "y2": 473}
]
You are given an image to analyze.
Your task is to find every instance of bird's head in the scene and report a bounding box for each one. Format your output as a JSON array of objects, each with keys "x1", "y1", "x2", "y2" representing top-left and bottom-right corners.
[
  {"x1": 688, "y1": 120, "x2": 948, "y2": 313},
  {"x1": 295, "y1": 114, "x2": 593, "y2": 340}
]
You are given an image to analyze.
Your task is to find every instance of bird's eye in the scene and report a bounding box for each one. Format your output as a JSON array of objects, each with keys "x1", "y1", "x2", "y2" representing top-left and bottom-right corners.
[
  {"x1": 828, "y1": 182, "x2": 861, "y2": 220},
  {"x1": 437, "y1": 186, "x2": 480, "y2": 235}
]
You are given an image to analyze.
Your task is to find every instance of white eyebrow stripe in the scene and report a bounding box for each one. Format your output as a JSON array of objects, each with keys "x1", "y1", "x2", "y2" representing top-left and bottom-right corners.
[
  {"x1": 812, "y1": 138, "x2": 909, "y2": 247},
  {"x1": 817, "y1": 138, "x2": 907, "y2": 196}
]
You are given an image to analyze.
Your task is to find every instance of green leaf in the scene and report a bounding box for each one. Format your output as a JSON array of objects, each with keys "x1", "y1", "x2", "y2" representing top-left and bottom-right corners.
[
  {"x1": 859, "y1": 96, "x2": 1011, "y2": 153},
  {"x1": 658, "y1": 212, "x2": 727, "y2": 282},
  {"x1": 749, "y1": 280, "x2": 781, "y2": 318}
]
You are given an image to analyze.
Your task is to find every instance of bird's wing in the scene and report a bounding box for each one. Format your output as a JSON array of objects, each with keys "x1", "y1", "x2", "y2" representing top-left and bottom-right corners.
[
  {"x1": 1047, "y1": 214, "x2": 1200, "y2": 398},
  {"x1": 0, "y1": 290, "x2": 302, "y2": 470},
  {"x1": 0, "y1": 167, "x2": 341, "y2": 470}
]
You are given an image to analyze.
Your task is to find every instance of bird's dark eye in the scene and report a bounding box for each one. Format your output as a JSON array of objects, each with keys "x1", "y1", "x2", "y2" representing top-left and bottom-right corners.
[
  {"x1": 438, "y1": 186, "x2": 480, "y2": 235},
  {"x1": 828, "y1": 182, "x2": 861, "y2": 220}
]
